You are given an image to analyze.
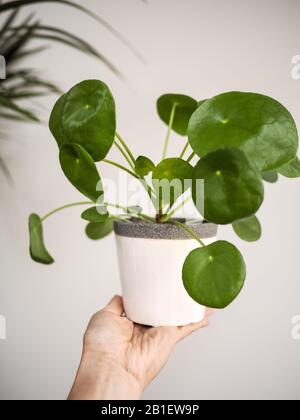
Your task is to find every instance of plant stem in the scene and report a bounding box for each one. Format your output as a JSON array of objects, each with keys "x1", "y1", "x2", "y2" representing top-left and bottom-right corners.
[
  {"x1": 41, "y1": 201, "x2": 93, "y2": 222},
  {"x1": 102, "y1": 159, "x2": 156, "y2": 200},
  {"x1": 114, "y1": 133, "x2": 157, "y2": 209},
  {"x1": 171, "y1": 220, "x2": 205, "y2": 247},
  {"x1": 41, "y1": 201, "x2": 130, "y2": 222},
  {"x1": 162, "y1": 196, "x2": 192, "y2": 222},
  {"x1": 162, "y1": 103, "x2": 177, "y2": 159},
  {"x1": 186, "y1": 152, "x2": 196, "y2": 163},
  {"x1": 179, "y1": 141, "x2": 189, "y2": 159},
  {"x1": 116, "y1": 132, "x2": 136, "y2": 165},
  {"x1": 113, "y1": 140, "x2": 135, "y2": 170},
  {"x1": 102, "y1": 159, "x2": 140, "y2": 179},
  {"x1": 137, "y1": 213, "x2": 156, "y2": 223}
]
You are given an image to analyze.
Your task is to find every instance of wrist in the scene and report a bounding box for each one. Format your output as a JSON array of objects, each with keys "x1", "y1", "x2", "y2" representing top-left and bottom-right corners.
[{"x1": 68, "y1": 351, "x2": 142, "y2": 401}]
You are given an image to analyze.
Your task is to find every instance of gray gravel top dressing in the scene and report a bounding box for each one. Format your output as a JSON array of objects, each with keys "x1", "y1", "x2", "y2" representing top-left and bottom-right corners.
[{"x1": 114, "y1": 218, "x2": 218, "y2": 240}]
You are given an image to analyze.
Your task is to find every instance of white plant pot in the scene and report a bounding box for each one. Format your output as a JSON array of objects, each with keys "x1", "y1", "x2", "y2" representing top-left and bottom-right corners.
[{"x1": 114, "y1": 219, "x2": 218, "y2": 327}]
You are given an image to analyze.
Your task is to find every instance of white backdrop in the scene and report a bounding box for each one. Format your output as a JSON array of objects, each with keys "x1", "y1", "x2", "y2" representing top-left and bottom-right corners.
[{"x1": 0, "y1": 0, "x2": 300, "y2": 400}]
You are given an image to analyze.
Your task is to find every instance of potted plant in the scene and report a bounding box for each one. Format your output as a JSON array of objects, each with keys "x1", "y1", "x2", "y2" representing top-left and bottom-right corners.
[{"x1": 28, "y1": 79, "x2": 300, "y2": 326}]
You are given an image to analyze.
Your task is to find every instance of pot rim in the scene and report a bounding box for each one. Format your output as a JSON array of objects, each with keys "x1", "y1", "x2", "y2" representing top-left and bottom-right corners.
[{"x1": 114, "y1": 218, "x2": 218, "y2": 240}]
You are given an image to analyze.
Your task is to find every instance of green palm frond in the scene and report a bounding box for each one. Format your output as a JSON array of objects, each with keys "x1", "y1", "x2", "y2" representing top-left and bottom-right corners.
[
  {"x1": 0, "y1": 0, "x2": 145, "y2": 180},
  {"x1": 0, "y1": 0, "x2": 143, "y2": 60}
]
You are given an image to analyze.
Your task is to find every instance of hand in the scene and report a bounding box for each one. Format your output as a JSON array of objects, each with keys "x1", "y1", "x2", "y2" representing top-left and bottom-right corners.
[{"x1": 68, "y1": 296, "x2": 213, "y2": 400}]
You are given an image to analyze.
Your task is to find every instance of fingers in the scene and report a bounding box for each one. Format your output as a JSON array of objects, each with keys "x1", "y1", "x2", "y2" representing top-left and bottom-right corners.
[
  {"x1": 205, "y1": 308, "x2": 214, "y2": 318},
  {"x1": 103, "y1": 295, "x2": 124, "y2": 316},
  {"x1": 178, "y1": 308, "x2": 214, "y2": 340}
]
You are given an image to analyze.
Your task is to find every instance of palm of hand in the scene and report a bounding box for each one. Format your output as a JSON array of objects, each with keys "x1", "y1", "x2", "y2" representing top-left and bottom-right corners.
[{"x1": 84, "y1": 296, "x2": 211, "y2": 390}]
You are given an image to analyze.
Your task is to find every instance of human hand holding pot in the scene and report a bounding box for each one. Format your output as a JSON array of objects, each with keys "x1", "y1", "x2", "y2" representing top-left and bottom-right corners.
[{"x1": 68, "y1": 296, "x2": 213, "y2": 400}]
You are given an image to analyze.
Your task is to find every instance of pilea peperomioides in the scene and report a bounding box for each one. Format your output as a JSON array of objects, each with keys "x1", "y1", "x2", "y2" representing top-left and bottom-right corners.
[{"x1": 28, "y1": 80, "x2": 299, "y2": 309}]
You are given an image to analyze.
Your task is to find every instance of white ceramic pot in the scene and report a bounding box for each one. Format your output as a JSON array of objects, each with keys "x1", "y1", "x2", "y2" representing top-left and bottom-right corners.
[{"x1": 114, "y1": 219, "x2": 218, "y2": 327}]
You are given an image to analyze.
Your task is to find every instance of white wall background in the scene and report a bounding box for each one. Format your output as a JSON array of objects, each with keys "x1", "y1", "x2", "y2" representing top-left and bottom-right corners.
[{"x1": 0, "y1": 0, "x2": 300, "y2": 400}]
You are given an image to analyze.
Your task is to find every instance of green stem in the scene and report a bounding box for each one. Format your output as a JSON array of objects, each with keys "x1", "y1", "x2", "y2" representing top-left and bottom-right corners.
[
  {"x1": 113, "y1": 140, "x2": 135, "y2": 171},
  {"x1": 162, "y1": 103, "x2": 177, "y2": 159},
  {"x1": 102, "y1": 159, "x2": 140, "y2": 179},
  {"x1": 162, "y1": 196, "x2": 192, "y2": 222},
  {"x1": 41, "y1": 201, "x2": 130, "y2": 222},
  {"x1": 111, "y1": 132, "x2": 158, "y2": 208},
  {"x1": 186, "y1": 152, "x2": 196, "y2": 163},
  {"x1": 116, "y1": 132, "x2": 136, "y2": 165},
  {"x1": 42, "y1": 201, "x2": 93, "y2": 222},
  {"x1": 137, "y1": 213, "x2": 156, "y2": 223},
  {"x1": 171, "y1": 220, "x2": 205, "y2": 247},
  {"x1": 179, "y1": 141, "x2": 189, "y2": 159},
  {"x1": 103, "y1": 159, "x2": 156, "y2": 200}
]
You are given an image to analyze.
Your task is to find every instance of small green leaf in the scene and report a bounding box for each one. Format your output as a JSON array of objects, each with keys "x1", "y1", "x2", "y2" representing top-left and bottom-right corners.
[
  {"x1": 182, "y1": 241, "x2": 246, "y2": 309},
  {"x1": 262, "y1": 171, "x2": 278, "y2": 183},
  {"x1": 192, "y1": 149, "x2": 264, "y2": 225},
  {"x1": 81, "y1": 206, "x2": 109, "y2": 223},
  {"x1": 50, "y1": 80, "x2": 116, "y2": 162},
  {"x1": 127, "y1": 205, "x2": 143, "y2": 214},
  {"x1": 85, "y1": 219, "x2": 114, "y2": 240},
  {"x1": 135, "y1": 156, "x2": 155, "y2": 177},
  {"x1": 188, "y1": 91, "x2": 298, "y2": 172},
  {"x1": 278, "y1": 156, "x2": 300, "y2": 178},
  {"x1": 59, "y1": 143, "x2": 102, "y2": 202},
  {"x1": 152, "y1": 158, "x2": 193, "y2": 209},
  {"x1": 157, "y1": 94, "x2": 198, "y2": 136},
  {"x1": 28, "y1": 214, "x2": 54, "y2": 265},
  {"x1": 232, "y1": 216, "x2": 262, "y2": 242}
]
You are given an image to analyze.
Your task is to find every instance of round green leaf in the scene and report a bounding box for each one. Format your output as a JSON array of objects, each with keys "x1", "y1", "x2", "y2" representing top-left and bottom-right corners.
[
  {"x1": 157, "y1": 94, "x2": 198, "y2": 136},
  {"x1": 192, "y1": 149, "x2": 264, "y2": 224},
  {"x1": 232, "y1": 215, "x2": 262, "y2": 242},
  {"x1": 183, "y1": 241, "x2": 246, "y2": 309},
  {"x1": 50, "y1": 80, "x2": 116, "y2": 162},
  {"x1": 85, "y1": 219, "x2": 114, "y2": 240},
  {"x1": 262, "y1": 171, "x2": 278, "y2": 183},
  {"x1": 28, "y1": 214, "x2": 54, "y2": 265},
  {"x1": 188, "y1": 91, "x2": 298, "y2": 172},
  {"x1": 59, "y1": 143, "x2": 102, "y2": 202},
  {"x1": 81, "y1": 206, "x2": 109, "y2": 223},
  {"x1": 152, "y1": 158, "x2": 193, "y2": 208},
  {"x1": 135, "y1": 156, "x2": 155, "y2": 177},
  {"x1": 278, "y1": 156, "x2": 300, "y2": 178}
]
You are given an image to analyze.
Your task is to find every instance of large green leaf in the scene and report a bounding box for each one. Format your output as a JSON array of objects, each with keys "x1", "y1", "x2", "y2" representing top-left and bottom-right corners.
[
  {"x1": 157, "y1": 94, "x2": 198, "y2": 136},
  {"x1": 59, "y1": 143, "x2": 102, "y2": 202},
  {"x1": 188, "y1": 92, "x2": 298, "y2": 172},
  {"x1": 192, "y1": 149, "x2": 264, "y2": 224},
  {"x1": 152, "y1": 158, "x2": 193, "y2": 209},
  {"x1": 85, "y1": 219, "x2": 114, "y2": 240},
  {"x1": 28, "y1": 214, "x2": 54, "y2": 264},
  {"x1": 278, "y1": 156, "x2": 300, "y2": 178},
  {"x1": 232, "y1": 215, "x2": 262, "y2": 242},
  {"x1": 50, "y1": 80, "x2": 116, "y2": 162},
  {"x1": 182, "y1": 241, "x2": 246, "y2": 309}
]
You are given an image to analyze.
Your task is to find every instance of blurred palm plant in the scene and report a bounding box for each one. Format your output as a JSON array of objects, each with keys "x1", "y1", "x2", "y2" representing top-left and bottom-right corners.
[{"x1": 0, "y1": 0, "x2": 142, "y2": 179}]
